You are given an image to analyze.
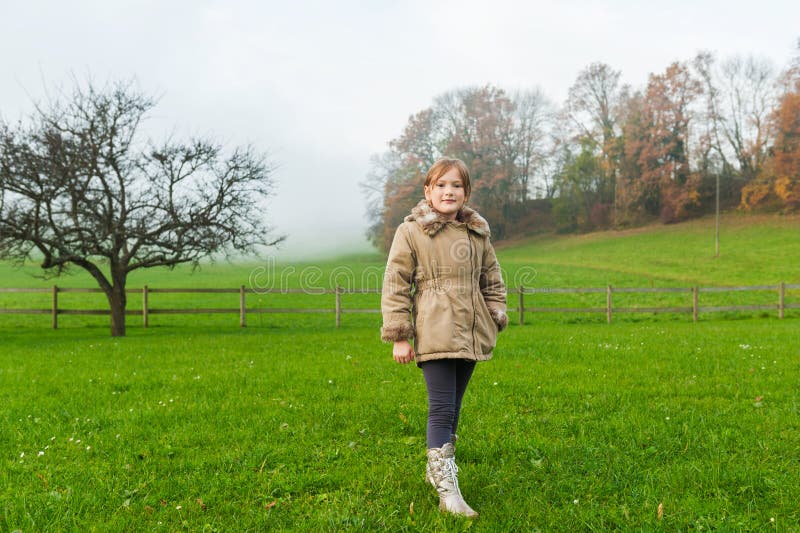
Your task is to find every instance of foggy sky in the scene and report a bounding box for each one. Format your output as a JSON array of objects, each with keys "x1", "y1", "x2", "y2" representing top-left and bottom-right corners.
[{"x1": 1, "y1": 0, "x2": 798, "y2": 259}]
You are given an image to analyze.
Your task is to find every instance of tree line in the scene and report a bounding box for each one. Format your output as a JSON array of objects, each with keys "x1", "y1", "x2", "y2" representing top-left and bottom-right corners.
[{"x1": 363, "y1": 44, "x2": 800, "y2": 251}]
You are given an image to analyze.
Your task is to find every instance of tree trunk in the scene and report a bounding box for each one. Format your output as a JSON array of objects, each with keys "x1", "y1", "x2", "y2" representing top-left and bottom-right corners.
[{"x1": 107, "y1": 271, "x2": 128, "y2": 337}]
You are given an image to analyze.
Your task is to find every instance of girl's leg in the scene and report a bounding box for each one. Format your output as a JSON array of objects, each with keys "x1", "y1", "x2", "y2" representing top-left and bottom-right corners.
[
  {"x1": 422, "y1": 359, "x2": 479, "y2": 518},
  {"x1": 421, "y1": 359, "x2": 477, "y2": 448},
  {"x1": 451, "y1": 359, "x2": 476, "y2": 438},
  {"x1": 421, "y1": 359, "x2": 457, "y2": 449}
]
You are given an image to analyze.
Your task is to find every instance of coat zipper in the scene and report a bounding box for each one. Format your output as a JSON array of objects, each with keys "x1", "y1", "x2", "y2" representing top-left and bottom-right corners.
[{"x1": 468, "y1": 232, "x2": 478, "y2": 355}]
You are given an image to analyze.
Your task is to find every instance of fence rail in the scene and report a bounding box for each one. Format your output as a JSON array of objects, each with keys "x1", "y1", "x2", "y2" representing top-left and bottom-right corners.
[
  {"x1": 0, "y1": 283, "x2": 797, "y2": 328},
  {"x1": 517, "y1": 282, "x2": 799, "y2": 324}
]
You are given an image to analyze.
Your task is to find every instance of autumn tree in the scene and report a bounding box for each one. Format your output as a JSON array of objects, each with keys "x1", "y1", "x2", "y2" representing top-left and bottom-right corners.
[
  {"x1": 619, "y1": 62, "x2": 704, "y2": 222},
  {"x1": 440, "y1": 86, "x2": 519, "y2": 234},
  {"x1": 771, "y1": 85, "x2": 800, "y2": 209},
  {"x1": 615, "y1": 89, "x2": 648, "y2": 224},
  {"x1": 743, "y1": 49, "x2": 800, "y2": 210},
  {"x1": 364, "y1": 85, "x2": 552, "y2": 249},
  {"x1": 0, "y1": 80, "x2": 282, "y2": 336}
]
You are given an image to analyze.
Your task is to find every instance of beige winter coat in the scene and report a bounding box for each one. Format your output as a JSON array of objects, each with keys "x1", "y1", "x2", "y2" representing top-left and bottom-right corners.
[{"x1": 381, "y1": 199, "x2": 507, "y2": 363}]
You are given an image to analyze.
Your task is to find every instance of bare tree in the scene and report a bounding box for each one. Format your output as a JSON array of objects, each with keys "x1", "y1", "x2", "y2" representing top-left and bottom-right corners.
[
  {"x1": 566, "y1": 62, "x2": 622, "y2": 148},
  {"x1": 0, "y1": 79, "x2": 283, "y2": 336},
  {"x1": 694, "y1": 52, "x2": 777, "y2": 182},
  {"x1": 512, "y1": 88, "x2": 552, "y2": 202},
  {"x1": 563, "y1": 63, "x2": 624, "y2": 218}
]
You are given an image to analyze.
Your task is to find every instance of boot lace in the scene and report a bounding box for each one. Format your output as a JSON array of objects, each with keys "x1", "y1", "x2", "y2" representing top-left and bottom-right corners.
[{"x1": 441, "y1": 457, "x2": 460, "y2": 493}]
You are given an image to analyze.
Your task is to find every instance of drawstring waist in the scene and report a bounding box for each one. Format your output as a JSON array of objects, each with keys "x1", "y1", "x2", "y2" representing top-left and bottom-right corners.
[{"x1": 415, "y1": 278, "x2": 479, "y2": 293}]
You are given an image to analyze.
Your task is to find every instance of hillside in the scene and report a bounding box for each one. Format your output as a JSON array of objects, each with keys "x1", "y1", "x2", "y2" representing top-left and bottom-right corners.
[
  {"x1": 0, "y1": 213, "x2": 798, "y2": 290},
  {"x1": 496, "y1": 213, "x2": 800, "y2": 287}
]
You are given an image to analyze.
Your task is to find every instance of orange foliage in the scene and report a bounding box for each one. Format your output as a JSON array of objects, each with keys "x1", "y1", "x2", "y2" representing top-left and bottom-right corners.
[
  {"x1": 772, "y1": 91, "x2": 800, "y2": 209},
  {"x1": 742, "y1": 77, "x2": 800, "y2": 211}
]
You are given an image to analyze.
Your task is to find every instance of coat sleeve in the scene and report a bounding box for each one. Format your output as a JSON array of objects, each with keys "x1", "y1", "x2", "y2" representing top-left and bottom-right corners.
[
  {"x1": 480, "y1": 239, "x2": 508, "y2": 331},
  {"x1": 380, "y1": 224, "x2": 416, "y2": 342}
]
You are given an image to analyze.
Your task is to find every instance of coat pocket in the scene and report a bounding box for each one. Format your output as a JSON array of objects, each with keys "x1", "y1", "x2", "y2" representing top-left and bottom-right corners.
[
  {"x1": 414, "y1": 291, "x2": 457, "y2": 355},
  {"x1": 474, "y1": 298, "x2": 498, "y2": 356}
]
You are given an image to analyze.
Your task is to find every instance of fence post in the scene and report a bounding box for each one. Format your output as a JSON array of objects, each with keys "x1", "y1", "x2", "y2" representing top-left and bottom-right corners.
[
  {"x1": 779, "y1": 282, "x2": 785, "y2": 319},
  {"x1": 142, "y1": 285, "x2": 149, "y2": 328},
  {"x1": 606, "y1": 285, "x2": 613, "y2": 324},
  {"x1": 518, "y1": 286, "x2": 525, "y2": 326},
  {"x1": 692, "y1": 286, "x2": 699, "y2": 322},
  {"x1": 52, "y1": 285, "x2": 58, "y2": 330},
  {"x1": 240, "y1": 285, "x2": 247, "y2": 327},
  {"x1": 335, "y1": 285, "x2": 342, "y2": 328}
]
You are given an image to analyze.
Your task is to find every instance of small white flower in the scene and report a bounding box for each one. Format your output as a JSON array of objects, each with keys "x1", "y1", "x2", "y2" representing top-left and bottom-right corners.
[
  {"x1": 20, "y1": 452, "x2": 24, "y2": 458},
  {"x1": 573, "y1": 499, "x2": 579, "y2": 504},
  {"x1": 86, "y1": 446, "x2": 91, "y2": 451},
  {"x1": 176, "y1": 505, "x2": 182, "y2": 510},
  {"x1": 38, "y1": 451, "x2": 44, "y2": 457}
]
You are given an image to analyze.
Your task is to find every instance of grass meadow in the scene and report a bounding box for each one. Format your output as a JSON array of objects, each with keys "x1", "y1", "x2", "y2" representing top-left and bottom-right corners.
[{"x1": 1, "y1": 214, "x2": 799, "y2": 531}]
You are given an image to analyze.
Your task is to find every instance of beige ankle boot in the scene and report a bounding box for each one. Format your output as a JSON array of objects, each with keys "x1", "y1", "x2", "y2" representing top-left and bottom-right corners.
[
  {"x1": 425, "y1": 442, "x2": 478, "y2": 518},
  {"x1": 425, "y1": 434, "x2": 457, "y2": 484}
]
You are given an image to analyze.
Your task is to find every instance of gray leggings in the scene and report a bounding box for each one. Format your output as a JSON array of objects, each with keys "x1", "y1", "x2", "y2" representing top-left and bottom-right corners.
[{"x1": 421, "y1": 359, "x2": 477, "y2": 448}]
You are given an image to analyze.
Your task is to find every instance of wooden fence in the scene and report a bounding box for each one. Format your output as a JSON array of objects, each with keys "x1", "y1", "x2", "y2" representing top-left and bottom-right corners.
[
  {"x1": 0, "y1": 283, "x2": 797, "y2": 328},
  {"x1": 0, "y1": 286, "x2": 381, "y2": 329},
  {"x1": 516, "y1": 283, "x2": 799, "y2": 324}
]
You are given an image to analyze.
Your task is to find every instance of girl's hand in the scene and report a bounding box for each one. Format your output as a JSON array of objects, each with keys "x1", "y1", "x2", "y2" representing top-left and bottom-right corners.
[{"x1": 393, "y1": 340, "x2": 415, "y2": 365}]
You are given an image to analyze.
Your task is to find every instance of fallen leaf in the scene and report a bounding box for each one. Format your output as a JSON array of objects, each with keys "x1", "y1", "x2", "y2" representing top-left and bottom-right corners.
[
  {"x1": 657, "y1": 502, "x2": 664, "y2": 520},
  {"x1": 409, "y1": 501, "x2": 414, "y2": 516},
  {"x1": 160, "y1": 499, "x2": 167, "y2": 506},
  {"x1": 398, "y1": 413, "x2": 408, "y2": 424},
  {"x1": 196, "y1": 498, "x2": 207, "y2": 511},
  {"x1": 145, "y1": 505, "x2": 154, "y2": 514},
  {"x1": 36, "y1": 472, "x2": 48, "y2": 489},
  {"x1": 265, "y1": 500, "x2": 277, "y2": 509}
]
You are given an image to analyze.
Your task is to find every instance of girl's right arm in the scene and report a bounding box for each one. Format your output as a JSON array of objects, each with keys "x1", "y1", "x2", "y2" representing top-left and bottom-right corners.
[{"x1": 381, "y1": 225, "x2": 416, "y2": 358}]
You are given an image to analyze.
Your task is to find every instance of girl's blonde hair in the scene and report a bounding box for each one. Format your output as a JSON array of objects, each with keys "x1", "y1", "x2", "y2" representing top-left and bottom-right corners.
[{"x1": 424, "y1": 158, "x2": 471, "y2": 199}]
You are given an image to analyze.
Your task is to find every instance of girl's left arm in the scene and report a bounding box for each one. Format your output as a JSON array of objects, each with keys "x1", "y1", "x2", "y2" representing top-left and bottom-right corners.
[{"x1": 480, "y1": 240, "x2": 508, "y2": 331}]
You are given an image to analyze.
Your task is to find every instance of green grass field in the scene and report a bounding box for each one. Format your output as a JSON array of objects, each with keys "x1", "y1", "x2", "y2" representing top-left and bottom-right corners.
[{"x1": 1, "y1": 214, "x2": 799, "y2": 531}]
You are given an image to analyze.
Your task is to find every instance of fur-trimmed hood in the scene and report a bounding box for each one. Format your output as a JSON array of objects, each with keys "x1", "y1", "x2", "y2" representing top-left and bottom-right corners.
[{"x1": 404, "y1": 199, "x2": 491, "y2": 238}]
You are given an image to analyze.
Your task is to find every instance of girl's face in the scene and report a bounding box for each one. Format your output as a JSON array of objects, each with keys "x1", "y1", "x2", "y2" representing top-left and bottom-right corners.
[{"x1": 424, "y1": 167, "x2": 467, "y2": 221}]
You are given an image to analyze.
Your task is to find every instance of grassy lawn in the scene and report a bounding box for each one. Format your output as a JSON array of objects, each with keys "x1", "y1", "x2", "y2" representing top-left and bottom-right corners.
[
  {"x1": 1, "y1": 214, "x2": 799, "y2": 530},
  {"x1": 1, "y1": 317, "x2": 798, "y2": 531}
]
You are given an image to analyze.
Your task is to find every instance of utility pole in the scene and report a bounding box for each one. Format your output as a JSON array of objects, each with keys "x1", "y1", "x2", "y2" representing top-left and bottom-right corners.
[{"x1": 714, "y1": 173, "x2": 720, "y2": 257}]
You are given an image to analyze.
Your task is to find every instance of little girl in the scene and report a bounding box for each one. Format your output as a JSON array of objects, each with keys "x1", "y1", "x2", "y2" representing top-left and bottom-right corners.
[{"x1": 381, "y1": 157, "x2": 507, "y2": 518}]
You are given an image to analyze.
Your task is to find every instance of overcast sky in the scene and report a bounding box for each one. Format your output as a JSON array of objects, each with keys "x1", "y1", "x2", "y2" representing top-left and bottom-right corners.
[{"x1": 1, "y1": 0, "x2": 798, "y2": 259}]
